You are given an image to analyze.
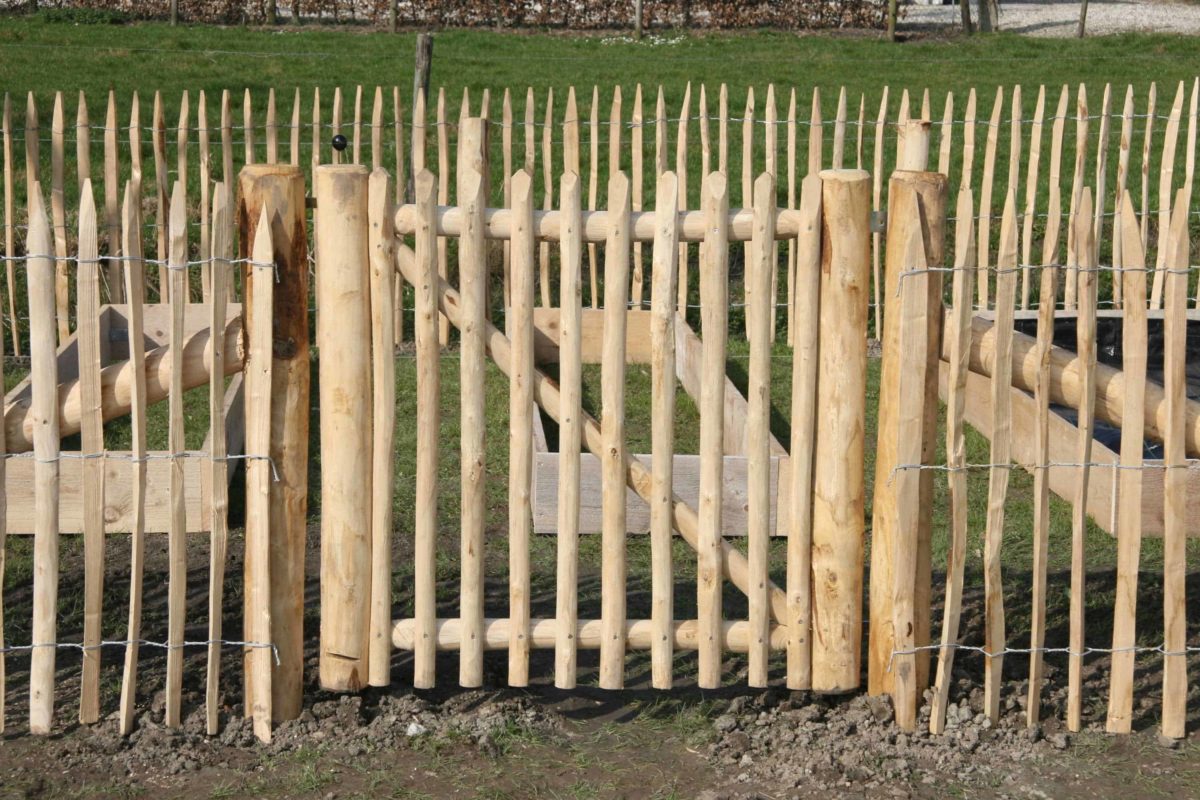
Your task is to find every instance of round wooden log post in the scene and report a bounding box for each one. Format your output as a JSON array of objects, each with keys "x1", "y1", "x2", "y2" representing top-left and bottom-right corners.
[
  {"x1": 812, "y1": 169, "x2": 871, "y2": 693},
  {"x1": 238, "y1": 164, "x2": 310, "y2": 721},
  {"x1": 315, "y1": 164, "x2": 373, "y2": 692},
  {"x1": 897, "y1": 120, "x2": 932, "y2": 172},
  {"x1": 868, "y1": 170, "x2": 948, "y2": 701}
]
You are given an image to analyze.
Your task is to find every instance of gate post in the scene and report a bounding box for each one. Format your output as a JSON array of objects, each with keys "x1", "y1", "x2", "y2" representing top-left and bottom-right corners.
[
  {"x1": 237, "y1": 164, "x2": 310, "y2": 722},
  {"x1": 868, "y1": 170, "x2": 948, "y2": 704},
  {"x1": 314, "y1": 164, "x2": 373, "y2": 691},
  {"x1": 811, "y1": 169, "x2": 871, "y2": 693}
]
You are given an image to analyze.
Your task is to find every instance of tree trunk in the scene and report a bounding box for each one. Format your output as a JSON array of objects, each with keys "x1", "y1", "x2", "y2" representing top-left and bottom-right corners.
[
  {"x1": 960, "y1": 0, "x2": 974, "y2": 33},
  {"x1": 266, "y1": 0, "x2": 277, "y2": 26},
  {"x1": 170, "y1": 0, "x2": 178, "y2": 25},
  {"x1": 635, "y1": 0, "x2": 644, "y2": 38},
  {"x1": 977, "y1": 0, "x2": 998, "y2": 32},
  {"x1": 888, "y1": 0, "x2": 898, "y2": 41},
  {"x1": 1078, "y1": 0, "x2": 1089, "y2": 37}
]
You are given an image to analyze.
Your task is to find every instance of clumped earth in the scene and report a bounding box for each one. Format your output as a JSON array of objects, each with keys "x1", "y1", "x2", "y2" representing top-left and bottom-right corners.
[{"x1": 5, "y1": 663, "x2": 1200, "y2": 799}]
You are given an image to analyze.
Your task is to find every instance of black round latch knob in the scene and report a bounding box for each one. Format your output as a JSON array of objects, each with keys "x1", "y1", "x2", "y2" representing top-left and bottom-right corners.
[{"x1": 332, "y1": 134, "x2": 348, "y2": 152}]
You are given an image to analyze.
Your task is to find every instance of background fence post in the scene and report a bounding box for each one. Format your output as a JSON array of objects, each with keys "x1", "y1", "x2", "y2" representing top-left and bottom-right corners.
[
  {"x1": 868, "y1": 169, "x2": 948, "y2": 703},
  {"x1": 811, "y1": 169, "x2": 871, "y2": 694},
  {"x1": 315, "y1": 164, "x2": 373, "y2": 692},
  {"x1": 238, "y1": 164, "x2": 311, "y2": 721}
]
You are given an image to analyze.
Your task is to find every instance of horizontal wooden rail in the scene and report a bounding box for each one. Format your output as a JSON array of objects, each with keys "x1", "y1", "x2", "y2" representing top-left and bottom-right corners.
[
  {"x1": 4, "y1": 315, "x2": 244, "y2": 454},
  {"x1": 392, "y1": 617, "x2": 788, "y2": 653},
  {"x1": 394, "y1": 202, "x2": 814, "y2": 243}
]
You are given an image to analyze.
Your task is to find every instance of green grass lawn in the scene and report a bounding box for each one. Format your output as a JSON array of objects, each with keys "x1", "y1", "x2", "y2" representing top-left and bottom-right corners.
[{"x1": 2, "y1": 17, "x2": 1198, "y2": 653}]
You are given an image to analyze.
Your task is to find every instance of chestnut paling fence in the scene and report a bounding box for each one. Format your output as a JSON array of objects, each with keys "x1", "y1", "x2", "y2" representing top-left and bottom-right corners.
[{"x1": 0, "y1": 81, "x2": 1198, "y2": 745}]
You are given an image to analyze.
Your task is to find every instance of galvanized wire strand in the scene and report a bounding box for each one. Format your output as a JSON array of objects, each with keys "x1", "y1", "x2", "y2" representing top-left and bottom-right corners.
[{"x1": 0, "y1": 638, "x2": 281, "y2": 663}]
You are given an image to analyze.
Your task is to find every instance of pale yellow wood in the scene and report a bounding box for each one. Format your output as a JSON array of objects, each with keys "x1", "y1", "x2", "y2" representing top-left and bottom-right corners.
[
  {"x1": 393, "y1": 240, "x2": 790, "y2": 629},
  {"x1": 812, "y1": 169, "x2": 870, "y2": 693},
  {"x1": 506, "y1": 170, "x2": 535, "y2": 686},
  {"x1": 1067, "y1": 189, "x2": 1097, "y2": 732},
  {"x1": 371, "y1": 87, "x2": 383, "y2": 170},
  {"x1": 164, "y1": 182, "x2": 187, "y2": 729},
  {"x1": 1064, "y1": 85, "x2": 1089, "y2": 310},
  {"x1": 564, "y1": 85, "x2": 580, "y2": 176},
  {"x1": 437, "y1": 89, "x2": 449, "y2": 342},
  {"x1": 51, "y1": 93, "x2": 68, "y2": 342},
  {"x1": 394, "y1": 617, "x2": 789, "y2": 654},
  {"x1": 361, "y1": 168, "x2": 395, "y2": 689},
  {"x1": 411, "y1": 86, "x2": 427, "y2": 179},
  {"x1": 648, "y1": 171, "x2": 679, "y2": 690},
  {"x1": 741, "y1": 88, "x2": 755, "y2": 311},
  {"x1": 23, "y1": 93, "x2": 39, "y2": 217},
  {"x1": 609, "y1": 86, "x2": 622, "y2": 175},
  {"x1": 599, "y1": 172, "x2": 632, "y2": 690},
  {"x1": 77, "y1": 184, "x2": 104, "y2": 726},
  {"x1": 1007, "y1": 85, "x2": 1021, "y2": 217},
  {"x1": 75, "y1": 92, "x2": 90, "y2": 193},
  {"x1": 352, "y1": 85, "x2": 363, "y2": 164},
  {"x1": 27, "y1": 187, "x2": 59, "y2": 736},
  {"x1": 808, "y1": 87, "x2": 822, "y2": 175},
  {"x1": 1161, "y1": 187, "x2": 1190, "y2": 739},
  {"x1": 263, "y1": 87, "x2": 276, "y2": 164},
  {"x1": 315, "y1": 165, "x2": 372, "y2": 692},
  {"x1": 1025, "y1": 166, "x2": 1062, "y2": 728},
  {"x1": 1106, "y1": 191, "x2": 1148, "y2": 735},
  {"x1": 787, "y1": 173, "x2": 821, "y2": 691},
  {"x1": 871, "y1": 87, "x2": 888, "y2": 336},
  {"x1": 976, "y1": 88, "x2": 1002, "y2": 309},
  {"x1": 1140, "y1": 83, "x2": 1157, "y2": 251},
  {"x1": 458, "y1": 144, "x2": 488, "y2": 688},
  {"x1": 102, "y1": 92, "x2": 120, "y2": 307},
  {"x1": 982, "y1": 189, "x2": 1019, "y2": 724},
  {"x1": 204, "y1": 182, "x2": 231, "y2": 736},
  {"x1": 243, "y1": 88, "x2": 256, "y2": 167},
  {"x1": 117, "y1": 181, "x2": 147, "y2": 737},
  {"x1": 27, "y1": 184, "x2": 57, "y2": 734},
  {"x1": 1047, "y1": 84, "x2": 1069, "y2": 304},
  {"x1": 152, "y1": 93, "x2": 169, "y2": 298},
  {"x1": 718, "y1": 84, "x2": 729, "y2": 173},
  {"x1": 675, "y1": 84, "x2": 692, "y2": 311},
  {"x1": 1150, "y1": 81, "x2": 1184, "y2": 309},
  {"x1": 929, "y1": 189, "x2": 977, "y2": 736},
  {"x1": 868, "y1": 171, "x2": 947, "y2": 701},
  {"x1": 177, "y1": 91, "x2": 190, "y2": 207},
  {"x1": 198, "y1": 91, "x2": 211, "y2": 301},
  {"x1": 5, "y1": 93, "x2": 20, "y2": 350},
  {"x1": 332, "y1": 86, "x2": 344, "y2": 165},
  {"x1": 961, "y1": 88, "x2": 977, "y2": 190},
  {"x1": 938, "y1": 91, "x2": 953, "y2": 178},
  {"x1": 540, "y1": 89, "x2": 555, "y2": 311},
  {"x1": 832, "y1": 87, "x2": 847, "y2": 169},
  {"x1": 555, "y1": 171, "x2": 584, "y2": 689},
  {"x1": 697, "y1": 171, "x2": 729, "y2": 690},
  {"x1": 501, "y1": 89, "x2": 513, "y2": 311},
  {"x1": 291, "y1": 87, "x2": 301, "y2": 167},
  {"x1": 1113, "y1": 86, "x2": 1135, "y2": 309},
  {"x1": 412, "y1": 171, "x2": 439, "y2": 690},
  {"x1": 245, "y1": 204, "x2": 274, "y2": 743},
  {"x1": 765, "y1": 86, "x2": 779, "y2": 342},
  {"x1": 1092, "y1": 84, "x2": 1112, "y2": 301},
  {"x1": 786, "y1": 89, "x2": 797, "y2": 345},
  {"x1": 1021, "y1": 86, "x2": 1045, "y2": 310},
  {"x1": 394, "y1": 87, "x2": 405, "y2": 206},
  {"x1": 588, "y1": 86, "x2": 600, "y2": 310},
  {"x1": 891, "y1": 220, "x2": 930, "y2": 733},
  {"x1": 698, "y1": 86, "x2": 710, "y2": 307},
  {"x1": 746, "y1": 172, "x2": 775, "y2": 688},
  {"x1": 631, "y1": 84, "x2": 645, "y2": 308}
]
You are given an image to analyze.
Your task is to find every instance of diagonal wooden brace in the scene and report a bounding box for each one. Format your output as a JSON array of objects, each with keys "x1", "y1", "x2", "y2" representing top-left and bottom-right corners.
[{"x1": 396, "y1": 244, "x2": 789, "y2": 624}]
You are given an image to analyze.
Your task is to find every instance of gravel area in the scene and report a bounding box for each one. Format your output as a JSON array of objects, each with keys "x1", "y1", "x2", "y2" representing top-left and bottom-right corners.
[{"x1": 905, "y1": 0, "x2": 1200, "y2": 37}]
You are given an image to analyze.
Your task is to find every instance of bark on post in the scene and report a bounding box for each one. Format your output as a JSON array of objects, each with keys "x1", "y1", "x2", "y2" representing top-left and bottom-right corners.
[
  {"x1": 238, "y1": 164, "x2": 310, "y2": 721},
  {"x1": 315, "y1": 164, "x2": 373, "y2": 692}
]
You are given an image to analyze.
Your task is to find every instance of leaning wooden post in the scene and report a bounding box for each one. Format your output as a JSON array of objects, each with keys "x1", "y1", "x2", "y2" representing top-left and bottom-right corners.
[
  {"x1": 238, "y1": 164, "x2": 311, "y2": 719},
  {"x1": 811, "y1": 169, "x2": 871, "y2": 693},
  {"x1": 868, "y1": 170, "x2": 948, "y2": 702},
  {"x1": 315, "y1": 164, "x2": 373, "y2": 692}
]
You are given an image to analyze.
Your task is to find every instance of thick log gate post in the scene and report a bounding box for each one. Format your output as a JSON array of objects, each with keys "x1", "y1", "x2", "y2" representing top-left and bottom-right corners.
[
  {"x1": 315, "y1": 164, "x2": 374, "y2": 691},
  {"x1": 237, "y1": 164, "x2": 310, "y2": 722}
]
